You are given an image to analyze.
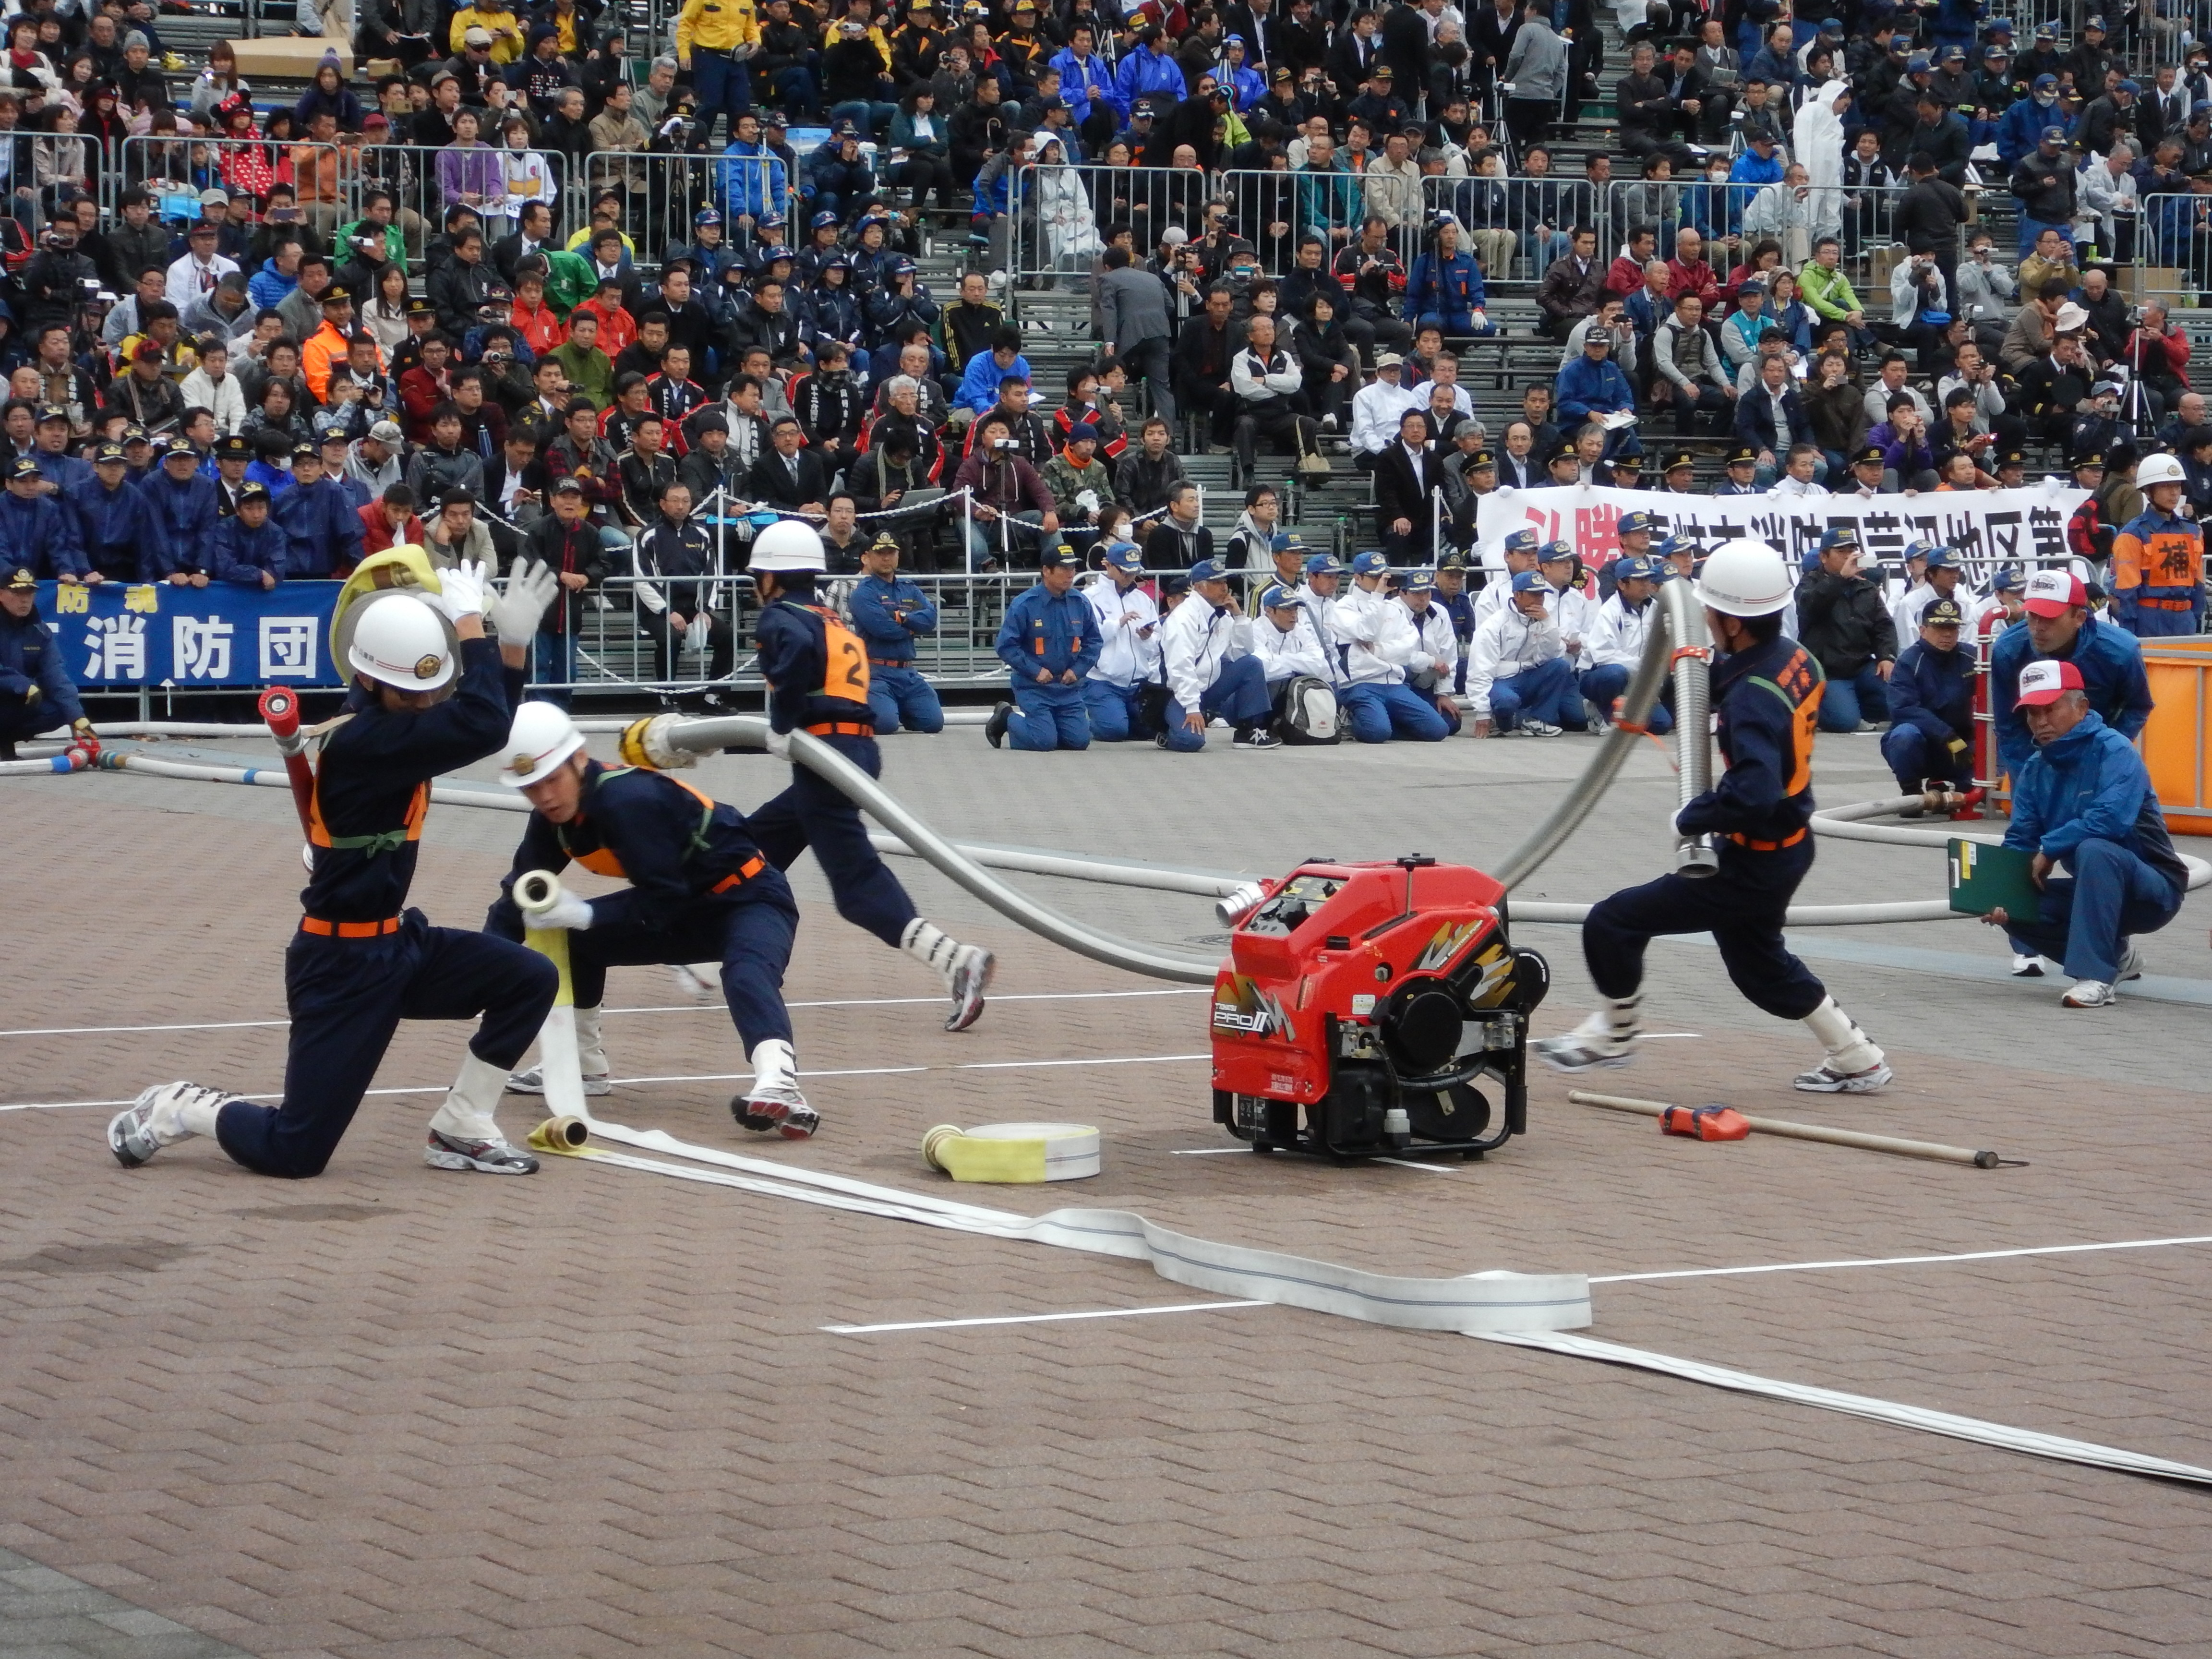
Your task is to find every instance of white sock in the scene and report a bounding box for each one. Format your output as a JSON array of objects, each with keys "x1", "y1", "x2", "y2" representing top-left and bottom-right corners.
[
  {"x1": 1803, "y1": 997, "x2": 1883, "y2": 1074},
  {"x1": 900, "y1": 919, "x2": 962, "y2": 986},
  {"x1": 747, "y1": 1038, "x2": 797, "y2": 1098},
  {"x1": 429, "y1": 1052, "x2": 510, "y2": 1142},
  {"x1": 575, "y1": 1005, "x2": 609, "y2": 1077},
  {"x1": 173, "y1": 1092, "x2": 226, "y2": 1139}
]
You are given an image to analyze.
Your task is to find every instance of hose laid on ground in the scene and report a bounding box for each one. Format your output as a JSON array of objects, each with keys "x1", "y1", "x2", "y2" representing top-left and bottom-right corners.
[{"x1": 1812, "y1": 795, "x2": 2212, "y2": 890}]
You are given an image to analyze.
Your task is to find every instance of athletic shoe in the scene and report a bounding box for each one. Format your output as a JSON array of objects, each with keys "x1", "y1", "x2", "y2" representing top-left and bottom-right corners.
[
  {"x1": 505, "y1": 1065, "x2": 613, "y2": 1096},
  {"x1": 1527, "y1": 721, "x2": 1564, "y2": 737},
  {"x1": 985, "y1": 701, "x2": 1011, "y2": 748},
  {"x1": 2062, "y1": 979, "x2": 2116, "y2": 1009},
  {"x1": 1232, "y1": 728, "x2": 1283, "y2": 749},
  {"x1": 1791, "y1": 1058, "x2": 1895, "y2": 1093},
  {"x1": 1498, "y1": 725, "x2": 1535, "y2": 739},
  {"x1": 1321, "y1": 413, "x2": 1339, "y2": 432},
  {"x1": 1532, "y1": 1032, "x2": 1635, "y2": 1073},
  {"x1": 1851, "y1": 721, "x2": 1879, "y2": 734},
  {"x1": 2010, "y1": 953, "x2": 2046, "y2": 977},
  {"x1": 2118, "y1": 944, "x2": 2144, "y2": 982},
  {"x1": 424, "y1": 1129, "x2": 541, "y2": 1174},
  {"x1": 106, "y1": 1081, "x2": 237, "y2": 1168},
  {"x1": 946, "y1": 943, "x2": 994, "y2": 1032},
  {"x1": 731, "y1": 1087, "x2": 820, "y2": 1140}
]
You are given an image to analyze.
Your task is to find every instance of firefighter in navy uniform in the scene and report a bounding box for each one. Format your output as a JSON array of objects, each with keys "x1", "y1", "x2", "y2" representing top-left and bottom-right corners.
[
  {"x1": 108, "y1": 558, "x2": 569, "y2": 1177},
  {"x1": 1534, "y1": 539, "x2": 1895, "y2": 1095},
  {"x1": 0, "y1": 565, "x2": 95, "y2": 758},
  {"x1": 488, "y1": 702, "x2": 816, "y2": 1138},
  {"x1": 745, "y1": 518, "x2": 995, "y2": 1031}
]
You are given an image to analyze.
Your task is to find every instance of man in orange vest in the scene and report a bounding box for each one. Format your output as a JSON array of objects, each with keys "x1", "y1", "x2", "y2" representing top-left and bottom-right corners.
[
  {"x1": 2110, "y1": 452, "x2": 2206, "y2": 637},
  {"x1": 302, "y1": 284, "x2": 383, "y2": 406}
]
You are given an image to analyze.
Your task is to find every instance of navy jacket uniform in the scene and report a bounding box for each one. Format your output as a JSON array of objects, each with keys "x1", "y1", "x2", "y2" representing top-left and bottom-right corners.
[
  {"x1": 139, "y1": 470, "x2": 222, "y2": 577},
  {"x1": 849, "y1": 569, "x2": 944, "y2": 735},
  {"x1": 212, "y1": 513, "x2": 290, "y2": 585},
  {"x1": 1582, "y1": 631, "x2": 1838, "y2": 1023},
  {"x1": 1881, "y1": 636, "x2": 1976, "y2": 790},
  {"x1": 0, "y1": 491, "x2": 83, "y2": 579},
  {"x1": 0, "y1": 598, "x2": 84, "y2": 741},
  {"x1": 212, "y1": 635, "x2": 556, "y2": 1181},
  {"x1": 67, "y1": 473, "x2": 169, "y2": 582},
  {"x1": 992, "y1": 577, "x2": 1103, "y2": 751},
  {"x1": 274, "y1": 476, "x2": 366, "y2": 578},
  {"x1": 489, "y1": 758, "x2": 799, "y2": 1053},
  {"x1": 747, "y1": 591, "x2": 923, "y2": 948}
]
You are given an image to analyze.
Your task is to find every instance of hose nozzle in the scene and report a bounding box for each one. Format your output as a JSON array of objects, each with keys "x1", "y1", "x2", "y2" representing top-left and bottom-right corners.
[{"x1": 1215, "y1": 880, "x2": 1271, "y2": 927}]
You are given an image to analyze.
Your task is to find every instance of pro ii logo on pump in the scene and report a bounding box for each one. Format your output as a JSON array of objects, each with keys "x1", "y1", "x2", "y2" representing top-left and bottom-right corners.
[{"x1": 1213, "y1": 974, "x2": 1292, "y2": 1041}]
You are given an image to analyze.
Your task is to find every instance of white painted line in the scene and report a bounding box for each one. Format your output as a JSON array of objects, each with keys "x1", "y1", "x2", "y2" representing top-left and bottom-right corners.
[
  {"x1": 1171, "y1": 1147, "x2": 1249, "y2": 1155},
  {"x1": 1, "y1": 1053, "x2": 1216, "y2": 1115},
  {"x1": 1374, "y1": 1157, "x2": 1467, "y2": 1176},
  {"x1": 823, "y1": 1299, "x2": 1268, "y2": 1335},
  {"x1": 1592, "y1": 1232, "x2": 2212, "y2": 1284},
  {"x1": 0, "y1": 987, "x2": 1209, "y2": 1041},
  {"x1": 1635, "y1": 1032, "x2": 1702, "y2": 1040}
]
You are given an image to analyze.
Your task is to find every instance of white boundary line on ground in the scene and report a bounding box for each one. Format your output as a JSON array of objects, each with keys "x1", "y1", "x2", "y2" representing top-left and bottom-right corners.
[
  {"x1": 823, "y1": 1300, "x2": 1270, "y2": 1335},
  {"x1": 0, "y1": 988, "x2": 1210, "y2": 1041},
  {"x1": 1590, "y1": 1233, "x2": 2212, "y2": 1283},
  {"x1": 0, "y1": 1051, "x2": 1215, "y2": 1114}
]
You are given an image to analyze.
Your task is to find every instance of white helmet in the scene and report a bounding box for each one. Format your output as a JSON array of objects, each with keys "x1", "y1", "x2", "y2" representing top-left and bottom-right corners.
[
  {"x1": 750, "y1": 517, "x2": 826, "y2": 573},
  {"x1": 1695, "y1": 538, "x2": 1793, "y2": 618},
  {"x1": 347, "y1": 591, "x2": 455, "y2": 689},
  {"x1": 2137, "y1": 452, "x2": 2187, "y2": 488},
  {"x1": 500, "y1": 701, "x2": 587, "y2": 787}
]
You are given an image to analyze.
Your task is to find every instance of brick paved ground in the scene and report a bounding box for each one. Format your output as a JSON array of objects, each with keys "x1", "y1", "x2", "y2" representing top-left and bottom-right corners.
[{"x1": 4, "y1": 732, "x2": 2211, "y2": 1658}]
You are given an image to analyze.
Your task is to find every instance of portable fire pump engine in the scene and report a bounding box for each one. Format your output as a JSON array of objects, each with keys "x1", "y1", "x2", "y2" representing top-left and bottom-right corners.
[{"x1": 1210, "y1": 857, "x2": 1549, "y2": 1161}]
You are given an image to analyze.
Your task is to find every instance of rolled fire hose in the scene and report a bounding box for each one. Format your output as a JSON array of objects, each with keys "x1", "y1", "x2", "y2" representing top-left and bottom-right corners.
[
  {"x1": 512, "y1": 868, "x2": 593, "y2": 1124},
  {"x1": 922, "y1": 1121, "x2": 1102, "y2": 1183},
  {"x1": 1569, "y1": 1090, "x2": 2008, "y2": 1168},
  {"x1": 1812, "y1": 796, "x2": 2212, "y2": 891}
]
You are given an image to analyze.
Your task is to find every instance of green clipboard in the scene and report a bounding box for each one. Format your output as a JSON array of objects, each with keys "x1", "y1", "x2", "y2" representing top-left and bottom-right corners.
[{"x1": 1948, "y1": 839, "x2": 2042, "y2": 917}]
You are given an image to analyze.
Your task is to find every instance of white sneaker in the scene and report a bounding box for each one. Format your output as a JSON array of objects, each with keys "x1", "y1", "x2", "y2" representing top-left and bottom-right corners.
[
  {"x1": 1528, "y1": 721, "x2": 1564, "y2": 737},
  {"x1": 107, "y1": 1081, "x2": 238, "y2": 1167},
  {"x1": 2010, "y1": 953, "x2": 2047, "y2": 977},
  {"x1": 2117, "y1": 944, "x2": 2144, "y2": 982},
  {"x1": 505, "y1": 1064, "x2": 613, "y2": 1096},
  {"x1": 946, "y1": 943, "x2": 994, "y2": 1032},
  {"x1": 1792, "y1": 1058, "x2": 1894, "y2": 1093},
  {"x1": 1532, "y1": 1016, "x2": 1636, "y2": 1073},
  {"x1": 2062, "y1": 979, "x2": 2116, "y2": 1009},
  {"x1": 732, "y1": 1039, "x2": 818, "y2": 1138},
  {"x1": 1498, "y1": 724, "x2": 1536, "y2": 739},
  {"x1": 423, "y1": 1129, "x2": 540, "y2": 1174}
]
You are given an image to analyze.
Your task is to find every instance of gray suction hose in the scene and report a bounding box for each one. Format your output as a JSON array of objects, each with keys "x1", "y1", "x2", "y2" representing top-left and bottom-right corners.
[
  {"x1": 1491, "y1": 577, "x2": 1711, "y2": 892},
  {"x1": 668, "y1": 716, "x2": 1224, "y2": 985},
  {"x1": 1666, "y1": 587, "x2": 1718, "y2": 877}
]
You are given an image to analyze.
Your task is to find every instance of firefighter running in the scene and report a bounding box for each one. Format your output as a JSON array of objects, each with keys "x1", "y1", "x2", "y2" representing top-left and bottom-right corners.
[
  {"x1": 1534, "y1": 540, "x2": 1894, "y2": 1095},
  {"x1": 108, "y1": 559, "x2": 568, "y2": 1177},
  {"x1": 492, "y1": 702, "x2": 816, "y2": 1137}
]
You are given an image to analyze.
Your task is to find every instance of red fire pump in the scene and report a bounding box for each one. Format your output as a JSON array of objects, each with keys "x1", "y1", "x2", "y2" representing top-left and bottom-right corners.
[{"x1": 1210, "y1": 856, "x2": 1550, "y2": 1160}]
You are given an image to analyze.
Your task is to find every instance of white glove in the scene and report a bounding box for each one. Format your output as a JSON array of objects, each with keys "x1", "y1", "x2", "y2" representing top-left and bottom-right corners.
[
  {"x1": 531, "y1": 889, "x2": 595, "y2": 931},
  {"x1": 489, "y1": 558, "x2": 560, "y2": 646},
  {"x1": 433, "y1": 557, "x2": 490, "y2": 621},
  {"x1": 765, "y1": 728, "x2": 793, "y2": 758}
]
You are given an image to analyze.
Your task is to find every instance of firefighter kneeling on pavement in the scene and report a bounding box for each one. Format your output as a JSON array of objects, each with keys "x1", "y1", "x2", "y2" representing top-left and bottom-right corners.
[
  {"x1": 1881, "y1": 596, "x2": 1976, "y2": 795},
  {"x1": 847, "y1": 531, "x2": 944, "y2": 735},
  {"x1": 1983, "y1": 658, "x2": 2189, "y2": 1010},
  {"x1": 1251, "y1": 578, "x2": 1343, "y2": 742},
  {"x1": 1157, "y1": 557, "x2": 1280, "y2": 751},
  {"x1": 0, "y1": 565, "x2": 95, "y2": 760},
  {"x1": 986, "y1": 542, "x2": 1103, "y2": 752},
  {"x1": 1535, "y1": 539, "x2": 1894, "y2": 1094}
]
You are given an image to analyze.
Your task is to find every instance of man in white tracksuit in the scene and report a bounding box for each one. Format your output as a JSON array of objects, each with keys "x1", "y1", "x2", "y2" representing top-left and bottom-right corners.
[
  {"x1": 1158, "y1": 557, "x2": 1281, "y2": 750},
  {"x1": 1475, "y1": 528, "x2": 1543, "y2": 622},
  {"x1": 1081, "y1": 539, "x2": 1163, "y2": 742},
  {"x1": 1580, "y1": 552, "x2": 1672, "y2": 733},
  {"x1": 1252, "y1": 580, "x2": 1343, "y2": 735},
  {"x1": 1329, "y1": 550, "x2": 1453, "y2": 742},
  {"x1": 1397, "y1": 569, "x2": 1466, "y2": 735},
  {"x1": 1468, "y1": 570, "x2": 1585, "y2": 736}
]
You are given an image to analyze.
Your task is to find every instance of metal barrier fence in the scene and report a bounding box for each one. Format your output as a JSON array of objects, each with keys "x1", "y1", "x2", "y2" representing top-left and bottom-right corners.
[
  {"x1": 2130, "y1": 192, "x2": 2204, "y2": 309},
  {"x1": 108, "y1": 134, "x2": 350, "y2": 227}
]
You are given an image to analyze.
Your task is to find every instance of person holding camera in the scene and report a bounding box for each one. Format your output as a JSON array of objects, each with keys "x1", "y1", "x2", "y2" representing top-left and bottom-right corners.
[
  {"x1": 1889, "y1": 236, "x2": 1952, "y2": 368},
  {"x1": 950, "y1": 411, "x2": 1059, "y2": 571}
]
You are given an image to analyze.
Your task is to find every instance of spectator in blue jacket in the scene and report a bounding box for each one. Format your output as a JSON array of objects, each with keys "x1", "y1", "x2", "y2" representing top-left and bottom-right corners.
[
  {"x1": 1114, "y1": 28, "x2": 1186, "y2": 114},
  {"x1": 1403, "y1": 219, "x2": 1494, "y2": 335},
  {"x1": 986, "y1": 542, "x2": 1101, "y2": 752},
  {"x1": 0, "y1": 565, "x2": 88, "y2": 757},
  {"x1": 1049, "y1": 26, "x2": 1123, "y2": 144},
  {"x1": 848, "y1": 531, "x2": 942, "y2": 734},
  {"x1": 956, "y1": 328, "x2": 1030, "y2": 417},
  {"x1": 1989, "y1": 657, "x2": 2189, "y2": 1007},
  {"x1": 1881, "y1": 597, "x2": 1976, "y2": 793},
  {"x1": 212, "y1": 483, "x2": 289, "y2": 587},
  {"x1": 1554, "y1": 329, "x2": 1635, "y2": 425},
  {"x1": 719, "y1": 114, "x2": 790, "y2": 237},
  {"x1": 69, "y1": 442, "x2": 169, "y2": 582},
  {"x1": 1991, "y1": 568, "x2": 2154, "y2": 781},
  {"x1": 140, "y1": 440, "x2": 223, "y2": 582},
  {"x1": 274, "y1": 443, "x2": 365, "y2": 577},
  {"x1": 0, "y1": 457, "x2": 84, "y2": 579},
  {"x1": 806, "y1": 126, "x2": 880, "y2": 226},
  {"x1": 1995, "y1": 77, "x2": 2064, "y2": 168}
]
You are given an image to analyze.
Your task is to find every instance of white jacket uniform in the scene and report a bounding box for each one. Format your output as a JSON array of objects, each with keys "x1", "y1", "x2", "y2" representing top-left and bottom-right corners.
[
  {"x1": 1465, "y1": 600, "x2": 1564, "y2": 716},
  {"x1": 1230, "y1": 345, "x2": 1304, "y2": 405},
  {"x1": 1327, "y1": 583, "x2": 1417, "y2": 685},
  {"x1": 1082, "y1": 575, "x2": 1162, "y2": 687},
  {"x1": 1160, "y1": 592, "x2": 1253, "y2": 709},
  {"x1": 1400, "y1": 598, "x2": 1463, "y2": 688},
  {"x1": 1551, "y1": 582, "x2": 1599, "y2": 667},
  {"x1": 1252, "y1": 604, "x2": 1338, "y2": 684},
  {"x1": 1587, "y1": 590, "x2": 1655, "y2": 672},
  {"x1": 1351, "y1": 377, "x2": 1422, "y2": 454}
]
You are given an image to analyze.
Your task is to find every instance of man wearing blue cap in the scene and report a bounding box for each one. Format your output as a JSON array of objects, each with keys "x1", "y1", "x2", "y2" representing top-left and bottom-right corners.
[
  {"x1": 1330, "y1": 550, "x2": 1452, "y2": 742},
  {"x1": 1973, "y1": 566, "x2": 2027, "y2": 638},
  {"x1": 1996, "y1": 72, "x2": 2063, "y2": 168},
  {"x1": 1475, "y1": 527, "x2": 1543, "y2": 623},
  {"x1": 1080, "y1": 540, "x2": 1163, "y2": 742},
  {"x1": 1583, "y1": 553, "x2": 1671, "y2": 733},
  {"x1": 1468, "y1": 571, "x2": 1580, "y2": 737},
  {"x1": 1893, "y1": 539, "x2": 1964, "y2": 639},
  {"x1": 1157, "y1": 558, "x2": 1278, "y2": 749},
  {"x1": 848, "y1": 532, "x2": 943, "y2": 735},
  {"x1": 987, "y1": 541, "x2": 1101, "y2": 751},
  {"x1": 1881, "y1": 595, "x2": 1976, "y2": 794},
  {"x1": 2008, "y1": 118, "x2": 2078, "y2": 255},
  {"x1": 1397, "y1": 569, "x2": 1464, "y2": 734},
  {"x1": 2080, "y1": 75, "x2": 2142, "y2": 160},
  {"x1": 1252, "y1": 578, "x2": 1341, "y2": 738}
]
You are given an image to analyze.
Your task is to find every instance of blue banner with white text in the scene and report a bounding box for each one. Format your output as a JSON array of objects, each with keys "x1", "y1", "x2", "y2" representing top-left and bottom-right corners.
[{"x1": 36, "y1": 580, "x2": 344, "y2": 689}]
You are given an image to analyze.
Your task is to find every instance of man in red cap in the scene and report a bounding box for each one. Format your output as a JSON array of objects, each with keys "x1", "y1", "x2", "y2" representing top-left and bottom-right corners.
[
  {"x1": 1984, "y1": 658, "x2": 2188, "y2": 1008},
  {"x1": 1989, "y1": 567, "x2": 2152, "y2": 787}
]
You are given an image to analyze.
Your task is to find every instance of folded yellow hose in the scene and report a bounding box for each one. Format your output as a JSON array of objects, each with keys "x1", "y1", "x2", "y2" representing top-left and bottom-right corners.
[{"x1": 923, "y1": 1122, "x2": 1102, "y2": 1183}]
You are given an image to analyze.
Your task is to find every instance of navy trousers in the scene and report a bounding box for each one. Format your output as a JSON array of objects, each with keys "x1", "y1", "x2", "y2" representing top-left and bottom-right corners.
[
  {"x1": 1881, "y1": 723, "x2": 1973, "y2": 793},
  {"x1": 1583, "y1": 840, "x2": 1828, "y2": 1020},
  {"x1": 1162, "y1": 655, "x2": 1273, "y2": 751},
  {"x1": 216, "y1": 911, "x2": 557, "y2": 1179},
  {"x1": 1082, "y1": 678, "x2": 1150, "y2": 742},
  {"x1": 867, "y1": 663, "x2": 944, "y2": 734},
  {"x1": 1580, "y1": 662, "x2": 1674, "y2": 733},
  {"x1": 1817, "y1": 662, "x2": 1890, "y2": 732},
  {"x1": 1006, "y1": 680, "x2": 1092, "y2": 750},
  {"x1": 2002, "y1": 837, "x2": 2184, "y2": 985},
  {"x1": 747, "y1": 731, "x2": 919, "y2": 948},
  {"x1": 490, "y1": 883, "x2": 798, "y2": 1051}
]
